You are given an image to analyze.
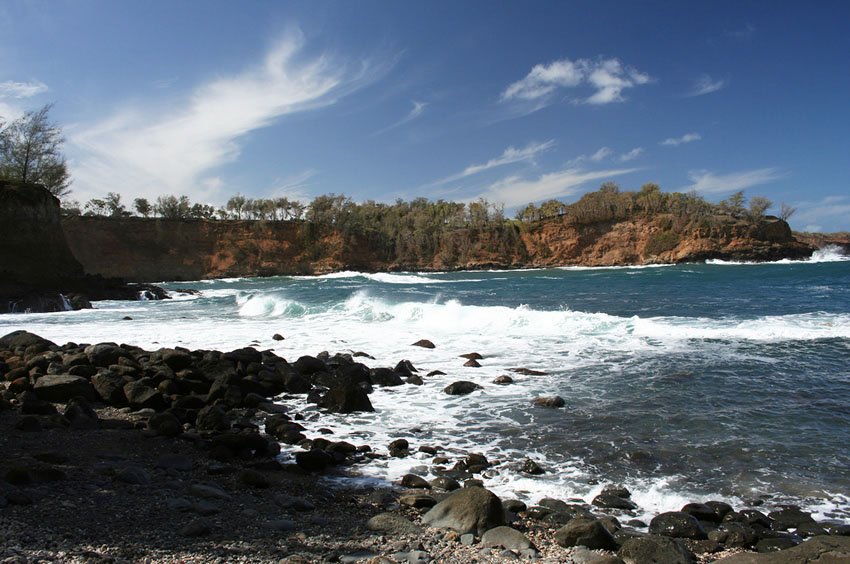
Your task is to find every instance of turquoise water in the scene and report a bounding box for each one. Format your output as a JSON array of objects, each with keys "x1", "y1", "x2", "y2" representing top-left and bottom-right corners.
[{"x1": 3, "y1": 249, "x2": 849, "y2": 521}]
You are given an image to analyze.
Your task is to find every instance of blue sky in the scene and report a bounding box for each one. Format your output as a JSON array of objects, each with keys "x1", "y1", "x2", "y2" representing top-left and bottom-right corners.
[{"x1": 1, "y1": 1, "x2": 848, "y2": 231}]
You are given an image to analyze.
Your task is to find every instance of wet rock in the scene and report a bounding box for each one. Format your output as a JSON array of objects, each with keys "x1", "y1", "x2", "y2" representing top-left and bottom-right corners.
[
  {"x1": 406, "y1": 375, "x2": 424, "y2": 385},
  {"x1": 706, "y1": 500, "x2": 734, "y2": 521},
  {"x1": 318, "y1": 387, "x2": 374, "y2": 413},
  {"x1": 554, "y1": 518, "x2": 619, "y2": 551},
  {"x1": 394, "y1": 360, "x2": 418, "y2": 375},
  {"x1": 767, "y1": 507, "x2": 815, "y2": 531},
  {"x1": 431, "y1": 477, "x2": 461, "y2": 491},
  {"x1": 272, "y1": 333, "x2": 285, "y2": 341},
  {"x1": 593, "y1": 492, "x2": 638, "y2": 510},
  {"x1": 493, "y1": 375, "x2": 514, "y2": 385},
  {"x1": 33, "y1": 375, "x2": 95, "y2": 402},
  {"x1": 155, "y1": 454, "x2": 193, "y2": 472},
  {"x1": 84, "y1": 343, "x2": 126, "y2": 367},
  {"x1": 460, "y1": 353, "x2": 483, "y2": 360},
  {"x1": 602, "y1": 484, "x2": 632, "y2": 499},
  {"x1": 293, "y1": 356, "x2": 328, "y2": 376},
  {"x1": 0, "y1": 330, "x2": 56, "y2": 351},
  {"x1": 532, "y1": 395, "x2": 565, "y2": 408},
  {"x1": 367, "y1": 512, "x2": 423, "y2": 534},
  {"x1": 755, "y1": 537, "x2": 800, "y2": 552},
  {"x1": 618, "y1": 535, "x2": 696, "y2": 564},
  {"x1": 295, "y1": 449, "x2": 333, "y2": 472},
  {"x1": 509, "y1": 367, "x2": 547, "y2": 376},
  {"x1": 399, "y1": 494, "x2": 437, "y2": 509},
  {"x1": 419, "y1": 445, "x2": 438, "y2": 455},
  {"x1": 443, "y1": 381, "x2": 483, "y2": 395},
  {"x1": 265, "y1": 518, "x2": 296, "y2": 531},
  {"x1": 421, "y1": 486, "x2": 504, "y2": 535},
  {"x1": 224, "y1": 347, "x2": 262, "y2": 365},
  {"x1": 401, "y1": 474, "x2": 431, "y2": 489},
  {"x1": 388, "y1": 438, "x2": 410, "y2": 457},
  {"x1": 427, "y1": 370, "x2": 446, "y2": 376},
  {"x1": 502, "y1": 499, "x2": 527, "y2": 514},
  {"x1": 682, "y1": 502, "x2": 722, "y2": 523},
  {"x1": 369, "y1": 368, "x2": 404, "y2": 387},
  {"x1": 716, "y1": 522, "x2": 757, "y2": 549},
  {"x1": 481, "y1": 526, "x2": 535, "y2": 550},
  {"x1": 463, "y1": 359, "x2": 481, "y2": 368},
  {"x1": 649, "y1": 511, "x2": 707, "y2": 540},
  {"x1": 412, "y1": 339, "x2": 436, "y2": 349},
  {"x1": 712, "y1": 535, "x2": 850, "y2": 563},
  {"x1": 738, "y1": 509, "x2": 772, "y2": 528}
]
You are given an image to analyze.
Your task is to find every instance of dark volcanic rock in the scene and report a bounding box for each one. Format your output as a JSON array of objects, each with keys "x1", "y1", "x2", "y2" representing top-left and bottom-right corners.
[
  {"x1": 493, "y1": 375, "x2": 514, "y2": 385},
  {"x1": 593, "y1": 493, "x2": 638, "y2": 510},
  {"x1": 122, "y1": 381, "x2": 166, "y2": 411},
  {"x1": 369, "y1": 368, "x2": 404, "y2": 387},
  {"x1": 443, "y1": 381, "x2": 483, "y2": 395},
  {"x1": 463, "y1": 359, "x2": 481, "y2": 368},
  {"x1": 712, "y1": 535, "x2": 850, "y2": 563},
  {"x1": 295, "y1": 449, "x2": 333, "y2": 472},
  {"x1": 195, "y1": 405, "x2": 231, "y2": 432},
  {"x1": 318, "y1": 387, "x2": 374, "y2": 413},
  {"x1": 618, "y1": 535, "x2": 696, "y2": 564},
  {"x1": 766, "y1": 507, "x2": 815, "y2": 531},
  {"x1": 532, "y1": 395, "x2": 565, "y2": 408},
  {"x1": 554, "y1": 518, "x2": 619, "y2": 551},
  {"x1": 481, "y1": 526, "x2": 535, "y2": 550},
  {"x1": 412, "y1": 339, "x2": 436, "y2": 349},
  {"x1": 682, "y1": 502, "x2": 722, "y2": 523},
  {"x1": 0, "y1": 331, "x2": 56, "y2": 351},
  {"x1": 85, "y1": 343, "x2": 127, "y2": 367},
  {"x1": 649, "y1": 511, "x2": 708, "y2": 540},
  {"x1": 33, "y1": 374, "x2": 95, "y2": 402},
  {"x1": 421, "y1": 487, "x2": 504, "y2": 536},
  {"x1": 91, "y1": 372, "x2": 129, "y2": 405},
  {"x1": 401, "y1": 474, "x2": 432, "y2": 489}
]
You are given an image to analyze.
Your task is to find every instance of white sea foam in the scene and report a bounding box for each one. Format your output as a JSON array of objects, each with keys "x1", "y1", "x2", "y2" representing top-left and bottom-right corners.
[{"x1": 707, "y1": 244, "x2": 849, "y2": 265}]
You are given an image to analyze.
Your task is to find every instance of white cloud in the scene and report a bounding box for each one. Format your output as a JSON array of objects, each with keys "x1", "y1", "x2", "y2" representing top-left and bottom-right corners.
[
  {"x1": 0, "y1": 80, "x2": 48, "y2": 99},
  {"x1": 687, "y1": 74, "x2": 726, "y2": 97},
  {"x1": 619, "y1": 147, "x2": 643, "y2": 162},
  {"x1": 661, "y1": 132, "x2": 702, "y2": 147},
  {"x1": 430, "y1": 139, "x2": 555, "y2": 186},
  {"x1": 70, "y1": 31, "x2": 379, "y2": 205},
  {"x1": 476, "y1": 166, "x2": 638, "y2": 208},
  {"x1": 372, "y1": 99, "x2": 428, "y2": 136},
  {"x1": 269, "y1": 168, "x2": 317, "y2": 203},
  {"x1": 682, "y1": 168, "x2": 785, "y2": 194},
  {"x1": 793, "y1": 196, "x2": 850, "y2": 232},
  {"x1": 501, "y1": 57, "x2": 651, "y2": 106},
  {"x1": 567, "y1": 146, "x2": 612, "y2": 166}
]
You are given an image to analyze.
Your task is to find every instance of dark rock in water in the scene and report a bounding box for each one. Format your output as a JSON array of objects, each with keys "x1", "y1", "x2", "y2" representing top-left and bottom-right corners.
[
  {"x1": 794, "y1": 522, "x2": 828, "y2": 537},
  {"x1": 412, "y1": 339, "x2": 436, "y2": 349},
  {"x1": 0, "y1": 331, "x2": 56, "y2": 351},
  {"x1": 593, "y1": 492, "x2": 638, "y2": 510},
  {"x1": 766, "y1": 507, "x2": 815, "y2": 531},
  {"x1": 34, "y1": 375, "x2": 95, "y2": 402},
  {"x1": 272, "y1": 333, "x2": 285, "y2": 341},
  {"x1": 509, "y1": 367, "x2": 547, "y2": 376},
  {"x1": 406, "y1": 374, "x2": 424, "y2": 385},
  {"x1": 649, "y1": 511, "x2": 708, "y2": 540},
  {"x1": 293, "y1": 355, "x2": 327, "y2": 376},
  {"x1": 493, "y1": 375, "x2": 514, "y2": 385},
  {"x1": 283, "y1": 372, "x2": 312, "y2": 394},
  {"x1": 123, "y1": 381, "x2": 166, "y2": 411},
  {"x1": 503, "y1": 499, "x2": 527, "y2": 514},
  {"x1": 427, "y1": 370, "x2": 446, "y2": 377},
  {"x1": 517, "y1": 457, "x2": 544, "y2": 475},
  {"x1": 394, "y1": 360, "x2": 418, "y2": 375},
  {"x1": 481, "y1": 526, "x2": 536, "y2": 550},
  {"x1": 602, "y1": 484, "x2": 632, "y2": 499},
  {"x1": 466, "y1": 453, "x2": 490, "y2": 470},
  {"x1": 554, "y1": 518, "x2": 619, "y2": 551},
  {"x1": 463, "y1": 359, "x2": 481, "y2": 368},
  {"x1": 224, "y1": 347, "x2": 262, "y2": 365},
  {"x1": 367, "y1": 512, "x2": 423, "y2": 534},
  {"x1": 195, "y1": 405, "x2": 231, "y2": 432},
  {"x1": 388, "y1": 438, "x2": 410, "y2": 457},
  {"x1": 318, "y1": 387, "x2": 374, "y2": 413},
  {"x1": 682, "y1": 502, "x2": 722, "y2": 523},
  {"x1": 148, "y1": 412, "x2": 182, "y2": 436},
  {"x1": 460, "y1": 353, "x2": 483, "y2": 360},
  {"x1": 705, "y1": 500, "x2": 734, "y2": 521},
  {"x1": 444, "y1": 381, "x2": 483, "y2": 395},
  {"x1": 295, "y1": 449, "x2": 333, "y2": 472},
  {"x1": 421, "y1": 487, "x2": 504, "y2": 535},
  {"x1": 419, "y1": 445, "x2": 437, "y2": 455},
  {"x1": 401, "y1": 474, "x2": 432, "y2": 489},
  {"x1": 738, "y1": 509, "x2": 771, "y2": 528},
  {"x1": 122, "y1": 316, "x2": 132, "y2": 321},
  {"x1": 715, "y1": 522, "x2": 757, "y2": 549},
  {"x1": 431, "y1": 477, "x2": 461, "y2": 491},
  {"x1": 618, "y1": 535, "x2": 696, "y2": 563},
  {"x1": 370, "y1": 367, "x2": 404, "y2": 387},
  {"x1": 532, "y1": 395, "x2": 565, "y2": 408}
]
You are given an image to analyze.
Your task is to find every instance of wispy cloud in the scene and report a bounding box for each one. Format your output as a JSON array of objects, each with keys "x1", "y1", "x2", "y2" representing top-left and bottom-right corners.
[
  {"x1": 793, "y1": 195, "x2": 850, "y2": 232},
  {"x1": 372, "y1": 99, "x2": 428, "y2": 136},
  {"x1": 687, "y1": 74, "x2": 726, "y2": 97},
  {"x1": 619, "y1": 147, "x2": 644, "y2": 162},
  {"x1": 429, "y1": 139, "x2": 555, "y2": 187},
  {"x1": 661, "y1": 132, "x2": 702, "y2": 147},
  {"x1": 501, "y1": 57, "x2": 651, "y2": 108},
  {"x1": 682, "y1": 168, "x2": 785, "y2": 194},
  {"x1": 0, "y1": 80, "x2": 48, "y2": 99},
  {"x1": 477, "y1": 166, "x2": 638, "y2": 208},
  {"x1": 70, "y1": 30, "x2": 382, "y2": 204}
]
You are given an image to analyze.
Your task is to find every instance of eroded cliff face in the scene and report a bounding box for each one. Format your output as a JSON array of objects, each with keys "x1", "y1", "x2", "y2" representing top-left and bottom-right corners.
[{"x1": 61, "y1": 213, "x2": 814, "y2": 282}]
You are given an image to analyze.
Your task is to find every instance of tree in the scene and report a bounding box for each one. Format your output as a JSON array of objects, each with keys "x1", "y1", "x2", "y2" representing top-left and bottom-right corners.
[
  {"x1": 84, "y1": 198, "x2": 109, "y2": 216},
  {"x1": 134, "y1": 197, "x2": 152, "y2": 218},
  {"x1": 105, "y1": 192, "x2": 127, "y2": 217},
  {"x1": 779, "y1": 202, "x2": 796, "y2": 221},
  {"x1": 0, "y1": 104, "x2": 71, "y2": 199},
  {"x1": 748, "y1": 196, "x2": 772, "y2": 222},
  {"x1": 226, "y1": 193, "x2": 247, "y2": 219},
  {"x1": 155, "y1": 194, "x2": 191, "y2": 219},
  {"x1": 720, "y1": 191, "x2": 746, "y2": 218}
]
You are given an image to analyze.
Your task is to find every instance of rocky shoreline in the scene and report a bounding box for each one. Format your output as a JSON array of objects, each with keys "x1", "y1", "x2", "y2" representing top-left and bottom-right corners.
[{"x1": 2, "y1": 330, "x2": 849, "y2": 563}]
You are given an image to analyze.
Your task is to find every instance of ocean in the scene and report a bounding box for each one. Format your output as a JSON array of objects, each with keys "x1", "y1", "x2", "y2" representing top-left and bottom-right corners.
[{"x1": 3, "y1": 246, "x2": 849, "y2": 525}]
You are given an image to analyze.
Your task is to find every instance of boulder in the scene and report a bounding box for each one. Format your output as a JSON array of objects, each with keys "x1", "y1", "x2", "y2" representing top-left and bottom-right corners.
[
  {"x1": 84, "y1": 343, "x2": 126, "y2": 367},
  {"x1": 318, "y1": 388, "x2": 374, "y2": 413},
  {"x1": 401, "y1": 474, "x2": 431, "y2": 489},
  {"x1": 649, "y1": 512, "x2": 707, "y2": 540},
  {"x1": 682, "y1": 502, "x2": 722, "y2": 523},
  {"x1": 463, "y1": 359, "x2": 481, "y2": 368},
  {"x1": 160, "y1": 348, "x2": 193, "y2": 371},
  {"x1": 367, "y1": 512, "x2": 423, "y2": 534},
  {"x1": 0, "y1": 331, "x2": 56, "y2": 351},
  {"x1": 421, "y1": 486, "x2": 504, "y2": 535},
  {"x1": 293, "y1": 356, "x2": 327, "y2": 376},
  {"x1": 411, "y1": 339, "x2": 436, "y2": 349},
  {"x1": 33, "y1": 374, "x2": 95, "y2": 402},
  {"x1": 481, "y1": 526, "x2": 535, "y2": 550},
  {"x1": 493, "y1": 375, "x2": 514, "y2": 385},
  {"x1": 767, "y1": 507, "x2": 815, "y2": 531},
  {"x1": 713, "y1": 535, "x2": 850, "y2": 563},
  {"x1": 443, "y1": 381, "x2": 483, "y2": 395},
  {"x1": 593, "y1": 493, "x2": 638, "y2": 510},
  {"x1": 295, "y1": 449, "x2": 333, "y2": 472},
  {"x1": 618, "y1": 535, "x2": 696, "y2": 564},
  {"x1": 370, "y1": 368, "x2": 404, "y2": 387},
  {"x1": 91, "y1": 372, "x2": 128, "y2": 405},
  {"x1": 532, "y1": 395, "x2": 565, "y2": 408},
  {"x1": 431, "y1": 477, "x2": 461, "y2": 491},
  {"x1": 399, "y1": 494, "x2": 437, "y2": 509},
  {"x1": 123, "y1": 381, "x2": 166, "y2": 411},
  {"x1": 554, "y1": 518, "x2": 619, "y2": 551},
  {"x1": 195, "y1": 405, "x2": 231, "y2": 432}
]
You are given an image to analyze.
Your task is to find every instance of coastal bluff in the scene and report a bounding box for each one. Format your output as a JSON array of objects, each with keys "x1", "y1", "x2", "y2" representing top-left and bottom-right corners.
[{"x1": 60, "y1": 213, "x2": 814, "y2": 283}]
